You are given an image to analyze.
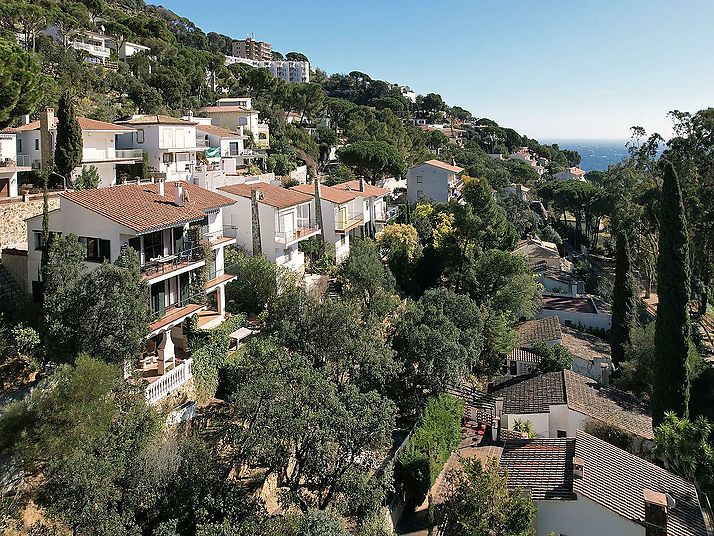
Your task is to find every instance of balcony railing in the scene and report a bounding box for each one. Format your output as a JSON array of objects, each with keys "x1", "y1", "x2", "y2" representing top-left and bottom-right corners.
[
  {"x1": 145, "y1": 358, "x2": 193, "y2": 405},
  {"x1": 275, "y1": 221, "x2": 321, "y2": 244},
  {"x1": 335, "y1": 212, "x2": 364, "y2": 232},
  {"x1": 385, "y1": 206, "x2": 401, "y2": 221},
  {"x1": 141, "y1": 244, "x2": 204, "y2": 279},
  {"x1": 14, "y1": 155, "x2": 32, "y2": 167},
  {"x1": 115, "y1": 148, "x2": 144, "y2": 159}
]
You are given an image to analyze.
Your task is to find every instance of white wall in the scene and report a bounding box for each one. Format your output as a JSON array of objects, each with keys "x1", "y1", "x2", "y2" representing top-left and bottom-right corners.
[
  {"x1": 501, "y1": 412, "x2": 551, "y2": 437},
  {"x1": 407, "y1": 164, "x2": 450, "y2": 204},
  {"x1": 534, "y1": 495, "x2": 642, "y2": 536},
  {"x1": 537, "y1": 309, "x2": 612, "y2": 331}
]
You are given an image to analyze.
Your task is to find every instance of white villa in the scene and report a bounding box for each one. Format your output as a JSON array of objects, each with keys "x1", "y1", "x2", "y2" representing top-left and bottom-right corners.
[
  {"x1": 199, "y1": 98, "x2": 270, "y2": 149},
  {"x1": 554, "y1": 166, "x2": 587, "y2": 182},
  {"x1": 337, "y1": 179, "x2": 391, "y2": 237},
  {"x1": 11, "y1": 108, "x2": 143, "y2": 188},
  {"x1": 219, "y1": 181, "x2": 320, "y2": 272},
  {"x1": 407, "y1": 159, "x2": 464, "y2": 204},
  {"x1": 193, "y1": 121, "x2": 265, "y2": 168},
  {"x1": 0, "y1": 130, "x2": 32, "y2": 197},
  {"x1": 224, "y1": 56, "x2": 310, "y2": 84},
  {"x1": 291, "y1": 181, "x2": 366, "y2": 263},
  {"x1": 116, "y1": 115, "x2": 199, "y2": 183},
  {"x1": 509, "y1": 147, "x2": 547, "y2": 175},
  {"x1": 25, "y1": 181, "x2": 237, "y2": 404}
]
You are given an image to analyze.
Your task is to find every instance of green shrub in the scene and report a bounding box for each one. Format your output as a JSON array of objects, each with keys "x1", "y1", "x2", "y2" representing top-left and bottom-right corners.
[{"x1": 396, "y1": 394, "x2": 463, "y2": 508}]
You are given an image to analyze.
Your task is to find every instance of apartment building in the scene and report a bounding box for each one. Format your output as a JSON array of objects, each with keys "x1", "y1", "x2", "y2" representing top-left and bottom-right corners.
[
  {"x1": 116, "y1": 115, "x2": 199, "y2": 182},
  {"x1": 407, "y1": 159, "x2": 465, "y2": 204},
  {"x1": 231, "y1": 36, "x2": 272, "y2": 61},
  {"x1": 224, "y1": 56, "x2": 310, "y2": 83},
  {"x1": 219, "y1": 181, "x2": 320, "y2": 272},
  {"x1": 25, "y1": 181, "x2": 237, "y2": 403},
  {"x1": 0, "y1": 131, "x2": 32, "y2": 197},
  {"x1": 11, "y1": 108, "x2": 143, "y2": 188},
  {"x1": 199, "y1": 99, "x2": 270, "y2": 149},
  {"x1": 63, "y1": 30, "x2": 152, "y2": 67}
]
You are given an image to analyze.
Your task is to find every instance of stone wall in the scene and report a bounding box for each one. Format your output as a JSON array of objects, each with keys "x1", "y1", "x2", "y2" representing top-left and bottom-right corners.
[{"x1": 0, "y1": 195, "x2": 60, "y2": 248}]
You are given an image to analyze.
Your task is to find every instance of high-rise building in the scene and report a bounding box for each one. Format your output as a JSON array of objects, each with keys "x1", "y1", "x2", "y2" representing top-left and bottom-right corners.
[{"x1": 231, "y1": 36, "x2": 272, "y2": 61}]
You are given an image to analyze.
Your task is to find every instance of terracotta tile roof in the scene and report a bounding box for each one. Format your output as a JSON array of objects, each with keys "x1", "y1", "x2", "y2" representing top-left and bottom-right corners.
[
  {"x1": 120, "y1": 115, "x2": 197, "y2": 126},
  {"x1": 559, "y1": 327, "x2": 611, "y2": 363},
  {"x1": 500, "y1": 437, "x2": 576, "y2": 500},
  {"x1": 509, "y1": 347, "x2": 543, "y2": 365},
  {"x1": 422, "y1": 159, "x2": 464, "y2": 173},
  {"x1": 489, "y1": 371, "x2": 566, "y2": 414},
  {"x1": 564, "y1": 370, "x2": 653, "y2": 440},
  {"x1": 199, "y1": 106, "x2": 253, "y2": 113},
  {"x1": 219, "y1": 182, "x2": 312, "y2": 209},
  {"x1": 574, "y1": 431, "x2": 707, "y2": 536},
  {"x1": 291, "y1": 182, "x2": 363, "y2": 204},
  {"x1": 542, "y1": 296, "x2": 598, "y2": 314},
  {"x1": 535, "y1": 266, "x2": 583, "y2": 285},
  {"x1": 8, "y1": 117, "x2": 134, "y2": 132},
  {"x1": 61, "y1": 182, "x2": 234, "y2": 233},
  {"x1": 340, "y1": 179, "x2": 390, "y2": 197},
  {"x1": 196, "y1": 124, "x2": 242, "y2": 138},
  {"x1": 516, "y1": 317, "x2": 562, "y2": 346}
]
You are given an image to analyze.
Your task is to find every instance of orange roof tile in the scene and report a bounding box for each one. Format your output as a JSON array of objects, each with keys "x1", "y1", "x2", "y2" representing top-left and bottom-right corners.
[
  {"x1": 119, "y1": 115, "x2": 196, "y2": 126},
  {"x1": 196, "y1": 124, "x2": 243, "y2": 138},
  {"x1": 423, "y1": 159, "x2": 464, "y2": 173},
  {"x1": 219, "y1": 182, "x2": 312, "y2": 209},
  {"x1": 61, "y1": 182, "x2": 234, "y2": 233},
  {"x1": 340, "y1": 179, "x2": 390, "y2": 197},
  {"x1": 9, "y1": 117, "x2": 134, "y2": 132},
  {"x1": 291, "y1": 182, "x2": 363, "y2": 204}
]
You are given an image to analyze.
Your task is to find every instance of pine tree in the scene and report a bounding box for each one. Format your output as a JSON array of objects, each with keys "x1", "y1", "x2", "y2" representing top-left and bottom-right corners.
[
  {"x1": 652, "y1": 161, "x2": 691, "y2": 425},
  {"x1": 610, "y1": 230, "x2": 636, "y2": 365},
  {"x1": 54, "y1": 90, "x2": 83, "y2": 182}
]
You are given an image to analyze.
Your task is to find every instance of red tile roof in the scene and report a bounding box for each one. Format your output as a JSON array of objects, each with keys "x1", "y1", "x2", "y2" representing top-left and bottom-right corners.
[
  {"x1": 291, "y1": 182, "x2": 363, "y2": 204},
  {"x1": 8, "y1": 117, "x2": 134, "y2": 132},
  {"x1": 423, "y1": 159, "x2": 464, "y2": 173},
  {"x1": 218, "y1": 182, "x2": 312, "y2": 209},
  {"x1": 120, "y1": 115, "x2": 196, "y2": 126},
  {"x1": 543, "y1": 296, "x2": 598, "y2": 314},
  {"x1": 196, "y1": 124, "x2": 242, "y2": 138},
  {"x1": 61, "y1": 182, "x2": 234, "y2": 233},
  {"x1": 340, "y1": 179, "x2": 390, "y2": 197}
]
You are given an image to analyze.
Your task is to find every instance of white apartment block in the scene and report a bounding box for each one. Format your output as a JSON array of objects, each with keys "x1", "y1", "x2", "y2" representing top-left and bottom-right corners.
[
  {"x1": 0, "y1": 131, "x2": 32, "y2": 197},
  {"x1": 11, "y1": 108, "x2": 143, "y2": 188},
  {"x1": 224, "y1": 55, "x2": 310, "y2": 83},
  {"x1": 62, "y1": 30, "x2": 152, "y2": 67},
  {"x1": 116, "y1": 115, "x2": 199, "y2": 182},
  {"x1": 199, "y1": 99, "x2": 270, "y2": 148},
  {"x1": 407, "y1": 159, "x2": 465, "y2": 204}
]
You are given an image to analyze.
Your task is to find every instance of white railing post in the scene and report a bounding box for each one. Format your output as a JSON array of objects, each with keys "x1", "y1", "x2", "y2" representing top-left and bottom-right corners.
[{"x1": 144, "y1": 358, "x2": 193, "y2": 405}]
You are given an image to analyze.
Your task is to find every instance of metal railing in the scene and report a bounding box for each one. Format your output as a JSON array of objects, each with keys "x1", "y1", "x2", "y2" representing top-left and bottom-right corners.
[
  {"x1": 385, "y1": 206, "x2": 401, "y2": 221},
  {"x1": 275, "y1": 220, "x2": 320, "y2": 244},
  {"x1": 141, "y1": 244, "x2": 205, "y2": 278},
  {"x1": 145, "y1": 358, "x2": 193, "y2": 405},
  {"x1": 115, "y1": 148, "x2": 143, "y2": 159},
  {"x1": 335, "y1": 212, "x2": 364, "y2": 232},
  {"x1": 15, "y1": 155, "x2": 32, "y2": 167}
]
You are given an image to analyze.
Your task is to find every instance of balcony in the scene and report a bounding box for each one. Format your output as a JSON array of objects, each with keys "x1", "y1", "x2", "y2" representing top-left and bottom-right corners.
[
  {"x1": 275, "y1": 220, "x2": 321, "y2": 244},
  {"x1": 71, "y1": 41, "x2": 111, "y2": 57},
  {"x1": 141, "y1": 245, "x2": 205, "y2": 282},
  {"x1": 0, "y1": 157, "x2": 31, "y2": 172},
  {"x1": 115, "y1": 148, "x2": 144, "y2": 159},
  {"x1": 335, "y1": 212, "x2": 364, "y2": 233},
  {"x1": 15, "y1": 155, "x2": 32, "y2": 167},
  {"x1": 203, "y1": 226, "x2": 238, "y2": 249},
  {"x1": 144, "y1": 358, "x2": 193, "y2": 405}
]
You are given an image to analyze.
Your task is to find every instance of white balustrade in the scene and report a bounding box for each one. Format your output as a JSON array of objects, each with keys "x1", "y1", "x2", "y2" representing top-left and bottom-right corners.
[{"x1": 144, "y1": 358, "x2": 193, "y2": 405}]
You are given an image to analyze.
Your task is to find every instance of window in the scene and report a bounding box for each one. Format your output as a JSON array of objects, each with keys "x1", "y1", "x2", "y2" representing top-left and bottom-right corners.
[
  {"x1": 18, "y1": 138, "x2": 22, "y2": 152},
  {"x1": 162, "y1": 152, "x2": 174, "y2": 164},
  {"x1": 143, "y1": 230, "x2": 164, "y2": 260},
  {"x1": 79, "y1": 236, "x2": 110, "y2": 263},
  {"x1": 34, "y1": 138, "x2": 39, "y2": 151},
  {"x1": 33, "y1": 231, "x2": 60, "y2": 251},
  {"x1": 136, "y1": 129, "x2": 145, "y2": 144},
  {"x1": 416, "y1": 174, "x2": 423, "y2": 183},
  {"x1": 557, "y1": 430, "x2": 567, "y2": 438}
]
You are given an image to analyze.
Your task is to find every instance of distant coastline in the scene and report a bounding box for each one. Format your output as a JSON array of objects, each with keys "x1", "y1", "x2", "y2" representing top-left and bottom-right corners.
[{"x1": 540, "y1": 139, "x2": 629, "y2": 172}]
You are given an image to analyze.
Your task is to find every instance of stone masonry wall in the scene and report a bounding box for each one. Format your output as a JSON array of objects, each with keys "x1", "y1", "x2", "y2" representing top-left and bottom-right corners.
[{"x1": 0, "y1": 195, "x2": 60, "y2": 248}]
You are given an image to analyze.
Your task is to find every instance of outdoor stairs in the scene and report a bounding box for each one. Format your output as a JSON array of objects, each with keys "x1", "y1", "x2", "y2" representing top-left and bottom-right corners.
[
  {"x1": 0, "y1": 262, "x2": 29, "y2": 316},
  {"x1": 326, "y1": 279, "x2": 342, "y2": 299}
]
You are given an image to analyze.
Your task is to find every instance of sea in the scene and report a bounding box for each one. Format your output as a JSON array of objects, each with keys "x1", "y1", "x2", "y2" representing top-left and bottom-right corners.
[{"x1": 540, "y1": 140, "x2": 630, "y2": 172}]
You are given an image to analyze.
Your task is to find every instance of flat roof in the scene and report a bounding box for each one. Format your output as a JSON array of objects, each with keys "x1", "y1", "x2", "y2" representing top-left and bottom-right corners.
[{"x1": 543, "y1": 296, "x2": 598, "y2": 314}]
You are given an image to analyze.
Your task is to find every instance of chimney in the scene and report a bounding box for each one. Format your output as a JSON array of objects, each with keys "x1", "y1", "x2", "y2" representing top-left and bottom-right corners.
[
  {"x1": 572, "y1": 457, "x2": 585, "y2": 479},
  {"x1": 359, "y1": 176, "x2": 365, "y2": 192},
  {"x1": 187, "y1": 110, "x2": 194, "y2": 122},
  {"x1": 643, "y1": 489, "x2": 670, "y2": 536},
  {"x1": 157, "y1": 178, "x2": 165, "y2": 197},
  {"x1": 39, "y1": 108, "x2": 55, "y2": 169},
  {"x1": 250, "y1": 188, "x2": 262, "y2": 254},
  {"x1": 600, "y1": 362, "x2": 610, "y2": 386},
  {"x1": 22, "y1": 115, "x2": 31, "y2": 125},
  {"x1": 176, "y1": 182, "x2": 183, "y2": 206}
]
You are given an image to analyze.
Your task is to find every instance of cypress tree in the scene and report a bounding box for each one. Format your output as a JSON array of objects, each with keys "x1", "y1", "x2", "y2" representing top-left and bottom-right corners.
[
  {"x1": 54, "y1": 89, "x2": 83, "y2": 182},
  {"x1": 610, "y1": 230, "x2": 636, "y2": 365},
  {"x1": 652, "y1": 161, "x2": 691, "y2": 425}
]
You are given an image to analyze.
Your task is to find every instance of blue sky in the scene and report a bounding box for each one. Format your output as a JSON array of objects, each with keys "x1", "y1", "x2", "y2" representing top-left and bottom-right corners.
[{"x1": 159, "y1": 0, "x2": 714, "y2": 140}]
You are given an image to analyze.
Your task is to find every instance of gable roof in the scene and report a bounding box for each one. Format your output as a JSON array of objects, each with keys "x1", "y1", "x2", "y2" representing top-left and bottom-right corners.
[
  {"x1": 8, "y1": 117, "x2": 134, "y2": 133},
  {"x1": 488, "y1": 371, "x2": 566, "y2": 414},
  {"x1": 500, "y1": 437, "x2": 576, "y2": 500},
  {"x1": 564, "y1": 370, "x2": 653, "y2": 440},
  {"x1": 196, "y1": 124, "x2": 243, "y2": 138},
  {"x1": 340, "y1": 179, "x2": 390, "y2": 197},
  {"x1": 516, "y1": 317, "x2": 562, "y2": 346},
  {"x1": 421, "y1": 159, "x2": 464, "y2": 173},
  {"x1": 119, "y1": 115, "x2": 197, "y2": 126},
  {"x1": 509, "y1": 347, "x2": 543, "y2": 365},
  {"x1": 60, "y1": 182, "x2": 233, "y2": 234},
  {"x1": 513, "y1": 237, "x2": 560, "y2": 258},
  {"x1": 574, "y1": 431, "x2": 707, "y2": 536},
  {"x1": 559, "y1": 327, "x2": 611, "y2": 364},
  {"x1": 218, "y1": 182, "x2": 312, "y2": 209},
  {"x1": 291, "y1": 182, "x2": 363, "y2": 204}
]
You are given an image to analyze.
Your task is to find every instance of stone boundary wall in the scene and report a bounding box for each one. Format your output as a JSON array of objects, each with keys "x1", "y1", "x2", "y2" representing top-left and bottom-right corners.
[{"x1": 0, "y1": 194, "x2": 61, "y2": 248}]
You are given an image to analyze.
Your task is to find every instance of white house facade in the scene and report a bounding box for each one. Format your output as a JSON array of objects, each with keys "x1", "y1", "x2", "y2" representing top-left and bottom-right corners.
[
  {"x1": 407, "y1": 159, "x2": 464, "y2": 204},
  {"x1": 199, "y1": 98, "x2": 269, "y2": 148},
  {"x1": 0, "y1": 131, "x2": 31, "y2": 197}
]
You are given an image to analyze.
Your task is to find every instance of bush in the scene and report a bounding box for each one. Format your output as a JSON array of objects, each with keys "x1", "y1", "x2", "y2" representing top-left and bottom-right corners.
[
  {"x1": 513, "y1": 418, "x2": 537, "y2": 438},
  {"x1": 396, "y1": 394, "x2": 464, "y2": 508},
  {"x1": 225, "y1": 248, "x2": 284, "y2": 314}
]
